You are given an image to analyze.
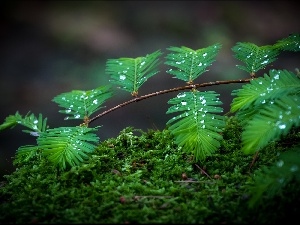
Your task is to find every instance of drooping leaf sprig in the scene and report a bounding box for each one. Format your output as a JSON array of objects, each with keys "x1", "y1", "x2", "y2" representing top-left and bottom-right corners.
[
  {"x1": 38, "y1": 126, "x2": 100, "y2": 170},
  {"x1": 166, "y1": 90, "x2": 225, "y2": 161}
]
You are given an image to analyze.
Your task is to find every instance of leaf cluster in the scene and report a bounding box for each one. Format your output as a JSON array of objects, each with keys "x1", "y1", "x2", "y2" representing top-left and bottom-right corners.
[{"x1": 0, "y1": 33, "x2": 300, "y2": 212}]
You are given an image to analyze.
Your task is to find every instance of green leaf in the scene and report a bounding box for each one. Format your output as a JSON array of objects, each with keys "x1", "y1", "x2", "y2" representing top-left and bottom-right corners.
[
  {"x1": 106, "y1": 50, "x2": 162, "y2": 96},
  {"x1": 247, "y1": 146, "x2": 300, "y2": 208},
  {"x1": 241, "y1": 95, "x2": 300, "y2": 154},
  {"x1": 52, "y1": 85, "x2": 113, "y2": 120},
  {"x1": 38, "y1": 126, "x2": 100, "y2": 170},
  {"x1": 165, "y1": 43, "x2": 221, "y2": 83},
  {"x1": 230, "y1": 69, "x2": 300, "y2": 113},
  {"x1": 0, "y1": 111, "x2": 48, "y2": 136},
  {"x1": 273, "y1": 33, "x2": 300, "y2": 52},
  {"x1": 232, "y1": 42, "x2": 279, "y2": 74},
  {"x1": 15, "y1": 145, "x2": 40, "y2": 164},
  {"x1": 166, "y1": 90, "x2": 225, "y2": 161},
  {"x1": 0, "y1": 112, "x2": 20, "y2": 131}
]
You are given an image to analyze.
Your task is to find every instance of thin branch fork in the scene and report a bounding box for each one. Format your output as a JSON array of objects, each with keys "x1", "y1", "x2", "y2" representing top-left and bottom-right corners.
[{"x1": 88, "y1": 78, "x2": 251, "y2": 125}]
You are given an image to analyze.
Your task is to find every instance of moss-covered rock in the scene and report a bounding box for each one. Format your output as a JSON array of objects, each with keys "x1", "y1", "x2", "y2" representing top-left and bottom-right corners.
[{"x1": 0, "y1": 117, "x2": 299, "y2": 224}]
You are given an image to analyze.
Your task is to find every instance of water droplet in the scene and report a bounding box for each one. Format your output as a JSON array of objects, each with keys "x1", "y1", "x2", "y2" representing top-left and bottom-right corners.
[
  {"x1": 277, "y1": 160, "x2": 284, "y2": 167},
  {"x1": 120, "y1": 75, "x2": 126, "y2": 80},
  {"x1": 277, "y1": 178, "x2": 284, "y2": 183},
  {"x1": 93, "y1": 99, "x2": 98, "y2": 104},
  {"x1": 177, "y1": 93, "x2": 186, "y2": 98},
  {"x1": 290, "y1": 165, "x2": 298, "y2": 172},
  {"x1": 181, "y1": 101, "x2": 187, "y2": 106},
  {"x1": 30, "y1": 132, "x2": 39, "y2": 137}
]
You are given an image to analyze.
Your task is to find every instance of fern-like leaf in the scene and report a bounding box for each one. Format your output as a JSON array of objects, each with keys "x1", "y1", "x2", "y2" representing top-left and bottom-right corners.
[
  {"x1": 273, "y1": 33, "x2": 300, "y2": 52},
  {"x1": 0, "y1": 111, "x2": 48, "y2": 136},
  {"x1": 230, "y1": 69, "x2": 300, "y2": 113},
  {"x1": 166, "y1": 90, "x2": 225, "y2": 161},
  {"x1": 232, "y1": 42, "x2": 279, "y2": 75},
  {"x1": 52, "y1": 85, "x2": 113, "y2": 120},
  {"x1": 106, "y1": 50, "x2": 162, "y2": 96},
  {"x1": 38, "y1": 126, "x2": 100, "y2": 170},
  {"x1": 15, "y1": 145, "x2": 40, "y2": 164},
  {"x1": 165, "y1": 44, "x2": 221, "y2": 84},
  {"x1": 241, "y1": 95, "x2": 300, "y2": 154},
  {"x1": 247, "y1": 146, "x2": 300, "y2": 208}
]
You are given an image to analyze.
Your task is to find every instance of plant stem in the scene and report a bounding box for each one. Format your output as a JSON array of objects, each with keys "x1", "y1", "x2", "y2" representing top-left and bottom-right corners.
[{"x1": 88, "y1": 78, "x2": 251, "y2": 125}]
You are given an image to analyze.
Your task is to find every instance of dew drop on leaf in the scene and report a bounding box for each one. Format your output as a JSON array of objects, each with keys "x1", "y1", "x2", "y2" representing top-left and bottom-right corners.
[
  {"x1": 290, "y1": 165, "x2": 298, "y2": 172},
  {"x1": 276, "y1": 160, "x2": 284, "y2": 167}
]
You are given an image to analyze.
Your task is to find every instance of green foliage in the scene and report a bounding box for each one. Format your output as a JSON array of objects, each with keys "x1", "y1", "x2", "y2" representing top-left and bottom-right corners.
[
  {"x1": 166, "y1": 90, "x2": 225, "y2": 161},
  {"x1": 106, "y1": 50, "x2": 162, "y2": 96},
  {"x1": 52, "y1": 85, "x2": 113, "y2": 120},
  {"x1": 273, "y1": 33, "x2": 300, "y2": 51},
  {"x1": 0, "y1": 111, "x2": 48, "y2": 136},
  {"x1": 247, "y1": 145, "x2": 300, "y2": 208},
  {"x1": 14, "y1": 145, "x2": 40, "y2": 165},
  {"x1": 1, "y1": 123, "x2": 299, "y2": 224},
  {"x1": 165, "y1": 44, "x2": 221, "y2": 83},
  {"x1": 230, "y1": 69, "x2": 300, "y2": 113},
  {"x1": 232, "y1": 42, "x2": 279, "y2": 75},
  {"x1": 231, "y1": 69, "x2": 300, "y2": 154},
  {"x1": 0, "y1": 34, "x2": 300, "y2": 218},
  {"x1": 38, "y1": 126, "x2": 100, "y2": 170}
]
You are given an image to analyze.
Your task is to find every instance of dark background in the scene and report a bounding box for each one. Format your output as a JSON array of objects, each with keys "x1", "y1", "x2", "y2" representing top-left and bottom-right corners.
[{"x1": 1, "y1": 1, "x2": 299, "y2": 177}]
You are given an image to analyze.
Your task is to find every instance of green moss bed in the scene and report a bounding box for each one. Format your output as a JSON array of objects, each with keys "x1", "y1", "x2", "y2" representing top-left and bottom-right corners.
[{"x1": 1, "y1": 117, "x2": 300, "y2": 224}]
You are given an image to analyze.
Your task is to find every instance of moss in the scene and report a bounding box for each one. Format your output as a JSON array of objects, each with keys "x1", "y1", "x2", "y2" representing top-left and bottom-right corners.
[{"x1": 0, "y1": 117, "x2": 300, "y2": 224}]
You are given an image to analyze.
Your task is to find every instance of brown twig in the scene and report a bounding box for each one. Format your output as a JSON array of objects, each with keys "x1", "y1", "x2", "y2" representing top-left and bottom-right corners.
[
  {"x1": 195, "y1": 164, "x2": 213, "y2": 180},
  {"x1": 249, "y1": 151, "x2": 259, "y2": 170},
  {"x1": 133, "y1": 195, "x2": 173, "y2": 199},
  {"x1": 174, "y1": 180, "x2": 215, "y2": 184},
  {"x1": 87, "y1": 78, "x2": 251, "y2": 125}
]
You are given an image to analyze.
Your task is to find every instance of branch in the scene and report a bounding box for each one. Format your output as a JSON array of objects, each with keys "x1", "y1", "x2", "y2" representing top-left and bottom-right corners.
[{"x1": 87, "y1": 78, "x2": 251, "y2": 125}]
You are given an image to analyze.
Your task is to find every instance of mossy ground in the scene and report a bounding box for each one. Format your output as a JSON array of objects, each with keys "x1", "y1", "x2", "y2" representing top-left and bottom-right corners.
[{"x1": 0, "y1": 117, "x2": 299, "y2": 224}]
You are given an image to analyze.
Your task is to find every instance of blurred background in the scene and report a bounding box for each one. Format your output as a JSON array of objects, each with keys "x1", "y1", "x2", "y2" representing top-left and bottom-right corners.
[{"x1": 1, "y1": 0, "x2": 299, "y2": 177}]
